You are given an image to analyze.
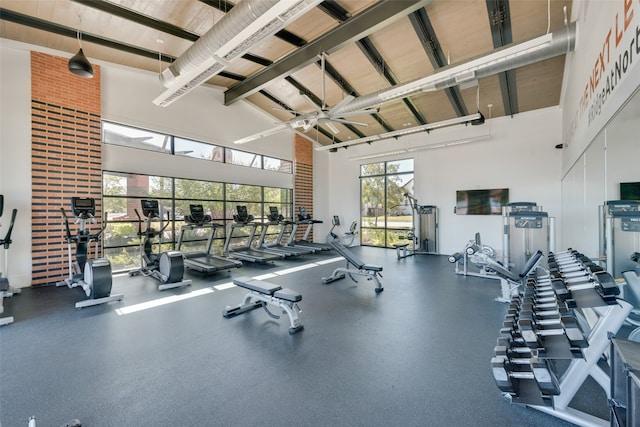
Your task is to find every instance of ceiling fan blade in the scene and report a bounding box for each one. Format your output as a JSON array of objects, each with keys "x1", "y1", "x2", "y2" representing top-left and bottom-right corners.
[
  {"x1": 301, "y1": 93, "x2": 323, "y2": 113},
  {"x1": 325, "y1": 121, "x2": 340, "y2": 134},
  {"x1": 233, "y1": 123, "x2": 290, "y2": 144},
  {"x1": 327, "y1": 95, "x2": 355, "y2": 116},
  {"x1": 330, "y1": 118, "x2": 369, "y2": 127},
  {"x1": 336, "y1": 108, "x2": 379, "y2": 118}
]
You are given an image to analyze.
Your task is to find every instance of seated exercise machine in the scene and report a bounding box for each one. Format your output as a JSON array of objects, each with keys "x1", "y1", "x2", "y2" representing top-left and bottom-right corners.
[
  {"x1": 449, "y1": 233, "x2": 515, "y2": 302},
  {"x1": 56, "y1": 197, "x2": 123, "y2": 308},
  {"x1": 0, "y1": 194, "x2": 20, "y2": 325},
  {"x1": 177, "y1": 204, "x2": 242, "y2": 274},
  {"x1": 328, "y1": 215, "x2": 358, "y2": 247},
  {"x1": 129, "y1": 199, "x2": 191, "y2": 290},
  {"x1": 322, "y1": 237, "x2": 384, "y2": 293},
  {"x1": 223, "y1": 276, "x2": 303, "y2": 334},
  {"x1": 222, "y1": 205, "x2": 284, "y2": 263},
  {"x1": 492, "y1": 248, "x2": 633, "y2": 426}
]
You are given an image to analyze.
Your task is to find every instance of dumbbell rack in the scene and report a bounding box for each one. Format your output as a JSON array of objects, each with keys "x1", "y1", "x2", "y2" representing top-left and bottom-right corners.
[{"x1": 492, "y1": 249, "x2": 633, "y2": 427}]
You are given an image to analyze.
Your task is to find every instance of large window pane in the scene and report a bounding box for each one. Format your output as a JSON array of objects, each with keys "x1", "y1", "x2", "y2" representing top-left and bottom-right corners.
[
  {"x1": 103, "y1": 122, "x2": 171, "y2": 153},
  {"x1": 361, "y1": 176, "x2": 386, "y2": 228},
  {"x1": 225, "y1": 148, "x2": 262, "y2": 168},
  {"x1": 174, "y1": 137, "x2": 224, "y2": 162},
  {"x1": 360, "y1": 162, "x2": 384, "y2": 176},
  {"x1": 226, "y1": 183, "x2": 262, "y2": 201},
  {"x1": 360, "y1": 159, "x2": 414, "y2": 248},
  {"x1": 264, "y1": 156, "x2": 292, "y2": 173}
]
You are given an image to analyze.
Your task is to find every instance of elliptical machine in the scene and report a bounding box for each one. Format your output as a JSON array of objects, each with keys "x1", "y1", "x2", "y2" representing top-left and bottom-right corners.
[
  {"x1": 1, "y1": 194, "x2": 20, "y2": 325},
  {"x1": 129, "y1": 199, "x2": 191, "y2": 290},
  {"x1": 56, "y1": 197, "x2": 123, "y2": 308}
]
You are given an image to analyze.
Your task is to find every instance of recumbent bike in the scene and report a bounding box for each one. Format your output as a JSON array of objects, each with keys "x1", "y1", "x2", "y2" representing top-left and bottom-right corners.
[{"x1": 56, "y1": 197, "x2": 123, "y2": 308}]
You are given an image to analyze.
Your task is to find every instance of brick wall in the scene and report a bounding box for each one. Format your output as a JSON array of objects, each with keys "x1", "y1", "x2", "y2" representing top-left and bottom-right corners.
[
  {"x1": 294, "y1": 134, "x2": 313, "y2": 240},
  {"x1": 31, "y1": 52, "x2": 102, "y2": 286}
]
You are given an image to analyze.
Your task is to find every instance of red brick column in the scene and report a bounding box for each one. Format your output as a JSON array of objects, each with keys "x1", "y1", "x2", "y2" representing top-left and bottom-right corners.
[
  {"x1": 30, "y1": 52, "x2": 102, "y2": 286},
  {"x1": 294, "y1": 134, "x2": 313, "y2": 240}
]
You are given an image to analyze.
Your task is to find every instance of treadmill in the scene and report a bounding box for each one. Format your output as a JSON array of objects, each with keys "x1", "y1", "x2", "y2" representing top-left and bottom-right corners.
[
  {"x1": 290, "y1": 207, "x2": 332, "y2": 251},
  {"x1": 258, "y1": 207, "x2": 314, "y2": 256},
  {"x1": 177, "y1": 204, "x2": 242, "y2": 274},
  {"x1": 223, "y1": 206, "x2": 284, "y2": 263}
]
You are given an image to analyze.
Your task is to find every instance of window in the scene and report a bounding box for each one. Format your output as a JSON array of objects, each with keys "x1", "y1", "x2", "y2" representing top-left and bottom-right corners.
[
  {"x1": 102, "y1": 121, "x2": 291, "y2": 173},
  {"x1": 360, "y1": 159, "x2": 414, "y2": 248},
  {"x1": 103, "y1": 172, "x2": 292, "y2": 272},
  {"x1": 225, "y1": 148, "x2": 262, "y2": 168},
  {"x1": 102, "y1": 122, "x2": 171, "y2": 154},
  {"x1": 174, "y1": 137, "x2": 224, "y2": 162},
  {"x1": 264, "y1": 156, "x2": 293, "y2": 173}
]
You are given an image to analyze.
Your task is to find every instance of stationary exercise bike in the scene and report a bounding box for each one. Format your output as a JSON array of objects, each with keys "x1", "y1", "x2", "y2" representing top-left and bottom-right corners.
[
  {"x1": 56, "y1": 197, "x2": 123, "y2": 308},
  {"x1": 327, "y1": 215, "x2": 358, "y2": 247},
  {"x1": 129, "y1": 199, "x2": 191, "y2": 290},
  {"x1": 1, "y1": 194, "x2": 20, "y2": 325}
]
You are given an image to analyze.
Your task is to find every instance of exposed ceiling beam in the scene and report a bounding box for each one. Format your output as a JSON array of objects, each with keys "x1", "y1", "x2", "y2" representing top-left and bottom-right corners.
[
  {"x1": 357, "y1": 37, "x2": 427, "y2": 126},
  {"x1": 408, "y1": 8, "x2": 468, "y2": 117},
  {"x1": 224, "y1": 0, "x2": 432, "y2": 105},
  {"x1": 71, "y1": 0, "x2": 199, "y2": 41},
  {"x1": 199, "y1": 0, "x2": 307, "y2": 47},
  {"x1": 73, "y1": 0, "x2": 274, "y2": 71},
  {"x1": 284, "y1": 76, "x2": 365, "y2": 138},
  {"x1": 317, "y1": 0, "x2": 351, "y2": 22},
  {"x1": 319, "y1": 58, "x2": 394, "y2": 133},
  {"x1": 486, "y1": 0, "x2": 518, "y2": 116},
  {"x1": 0, "y1": 8, "x2": 175, "y2": 62}
]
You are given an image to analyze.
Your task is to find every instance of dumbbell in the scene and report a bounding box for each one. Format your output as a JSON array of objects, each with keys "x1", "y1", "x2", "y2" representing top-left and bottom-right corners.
[
  {"x1": 491, "y1": 354, "x2": 561, "y2": 397},
  {"x1": 517, "y1": 315, "x2": 587, "y2": 348}
]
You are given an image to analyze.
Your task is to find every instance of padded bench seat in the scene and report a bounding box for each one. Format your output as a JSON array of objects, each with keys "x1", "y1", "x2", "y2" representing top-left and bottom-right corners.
[
  {"x1": 233, "y1": 277, "x2": 281, "y2": 295},
  {"x1": 226, "y1": 276, "x2": 304, "y2": 334}
]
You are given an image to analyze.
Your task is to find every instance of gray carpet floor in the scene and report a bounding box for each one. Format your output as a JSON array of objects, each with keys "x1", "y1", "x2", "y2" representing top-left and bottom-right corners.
[{"x1": 0, "y1": 247, "x2": 620, "y2": 426}]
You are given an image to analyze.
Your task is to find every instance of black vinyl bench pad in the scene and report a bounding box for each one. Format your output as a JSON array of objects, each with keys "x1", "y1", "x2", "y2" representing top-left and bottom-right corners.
[{"x1": 226, "y1": 277, "x2": 304, "y2": 333}]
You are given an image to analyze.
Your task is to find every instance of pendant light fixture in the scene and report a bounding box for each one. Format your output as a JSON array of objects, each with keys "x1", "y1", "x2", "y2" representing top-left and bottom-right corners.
[{"x1": 68, "y1": 27, "x2": 93, "y2": 78}]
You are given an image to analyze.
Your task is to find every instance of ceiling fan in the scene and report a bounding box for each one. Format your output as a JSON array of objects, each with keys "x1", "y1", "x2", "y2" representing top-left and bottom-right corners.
[{"x1": 234, "y1": 53, "x2": 378, "y2": 145}]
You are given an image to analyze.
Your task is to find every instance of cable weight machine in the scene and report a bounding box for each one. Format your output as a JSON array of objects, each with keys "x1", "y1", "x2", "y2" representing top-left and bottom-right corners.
[{"x1": 395, "y1": 193, "x2": 437, "y2": 259}]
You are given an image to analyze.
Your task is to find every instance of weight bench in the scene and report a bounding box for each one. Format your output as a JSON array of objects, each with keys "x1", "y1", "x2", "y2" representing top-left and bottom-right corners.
[
  {"x1": 223, "y1": 276, "x2": 303, "y2": 334},
  {"x1": 322, "y1": 240, "x2": 384, "y2": 293},
  {"x1": 483, "y1": 250, "x2": 544, "y2": 302}
]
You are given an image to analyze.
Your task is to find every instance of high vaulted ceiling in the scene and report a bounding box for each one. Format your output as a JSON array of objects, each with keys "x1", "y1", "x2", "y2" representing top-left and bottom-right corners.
[{"x1": 0, "y1": 0, "x2": 573, "y2": 148}]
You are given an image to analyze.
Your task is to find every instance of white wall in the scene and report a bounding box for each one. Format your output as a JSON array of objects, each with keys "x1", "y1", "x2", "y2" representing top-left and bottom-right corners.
[
  {"x1": 316, "y1": 107, "x2": 563, "y2": 256},
  {"x1": 0, "y1": 43, "x2": 33, "y2": 287},
  {"x1": 559, "y1": 0, "x2": 640, "y2": 259},
  {"x1": 101, "y1": 64, "x2": 293, "y2": 187},
  {"x1": 0, "y1": 39, "x2": 296, "y2": 287},
  {"x1": 561, "y1": 0, "x2": 640, "y2": 172}
]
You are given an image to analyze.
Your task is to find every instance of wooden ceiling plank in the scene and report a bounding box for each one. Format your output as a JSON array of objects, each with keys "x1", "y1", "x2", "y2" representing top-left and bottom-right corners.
[{"x1": 224, "y1": 0, "x2": 432, "y2": 104}]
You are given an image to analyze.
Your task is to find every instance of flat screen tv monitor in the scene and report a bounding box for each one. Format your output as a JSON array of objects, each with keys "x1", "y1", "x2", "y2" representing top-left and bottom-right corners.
[
  {"x1": 455, "y1": 188, "x2": 509, "y2": 215},
  {"x1": 620, "y1": 182, "x2": 640, "y2": 200}
]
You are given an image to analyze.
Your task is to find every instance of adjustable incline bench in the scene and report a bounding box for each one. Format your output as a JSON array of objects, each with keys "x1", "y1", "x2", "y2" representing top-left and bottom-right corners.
[
  {"x1": 223, "y1": 276, "x2": 303, "y2": 334},
  {"x1": 322, "y1": 240, "x2": 384, "y2": 293},
  {"x1": 483, "y1": 250, "x2": 545, "y2": 301}
]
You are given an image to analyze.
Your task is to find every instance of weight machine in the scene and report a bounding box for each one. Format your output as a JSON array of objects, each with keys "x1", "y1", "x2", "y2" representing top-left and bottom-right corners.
[
  {"x1": 0, "y1": 194, "x2": 20, "y2": 325},
  {"x1": 130, "y1": 199, "x2": 191, "y2": 290},
  {"x1": 56, "y1": 197, "x2": 123, "y2": 308},
  {"x1": 449, "y1": 233, "x2": 515, "y2": 302},
  {"x1": 395, "y1": 193, "x2": 437, "y2": 258},
  {"x1": 502, "y1": 205, "x2": 554, "y2": 274},
  {"x1": 600, "y1": 201, "x2": 640, "y2": 341}
]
